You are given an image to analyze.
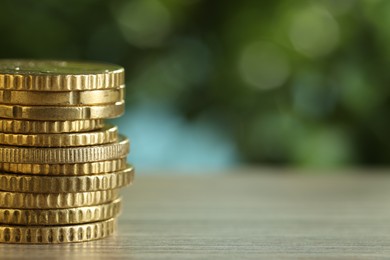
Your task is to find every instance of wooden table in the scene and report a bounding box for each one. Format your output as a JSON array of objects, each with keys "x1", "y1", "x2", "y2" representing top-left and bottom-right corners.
[{"x1": 1, "y1": 170, "x2": 390, "y2": 259}]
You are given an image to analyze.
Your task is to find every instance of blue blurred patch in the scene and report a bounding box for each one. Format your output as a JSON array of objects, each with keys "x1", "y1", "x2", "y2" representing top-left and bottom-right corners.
[{"x1": 110, "y1": 103, "x2": 239, "y2": 173}]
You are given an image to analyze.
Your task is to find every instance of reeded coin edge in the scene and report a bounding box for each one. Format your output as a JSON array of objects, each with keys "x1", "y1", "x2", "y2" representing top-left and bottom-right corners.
[
  {"x1": 0, "y1": 67, "x2": 124, "y2": 91},
  {"x1": 0, "y1": 190, "x2": 119, "y2": 209},
  {"x1": 0, "y1": 157, "x2": 128, "y2": 175},
  {"x1": 0, "y1": 119, "x2": 104, "y2": 133},
  {"x1": 0, "y1": 166, "x2": 134, "y2": 193},
  {"x1": 0, "y1": 198, "x2": 121, "y2": 225},
  {"x1": 0, "y1": 136, "x2": 129, "y2": 163},
  {"x1": 0, "y1": 218, "x2": 116, "y2": 243},
  {"x1": 0, "y1": 125, "x2": 118, "y2": 147}
]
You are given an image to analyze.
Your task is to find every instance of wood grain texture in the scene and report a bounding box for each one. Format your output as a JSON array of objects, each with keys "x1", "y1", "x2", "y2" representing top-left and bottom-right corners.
[{"x1": 1, "y1": 170, "x2": 390, "y2": 259}]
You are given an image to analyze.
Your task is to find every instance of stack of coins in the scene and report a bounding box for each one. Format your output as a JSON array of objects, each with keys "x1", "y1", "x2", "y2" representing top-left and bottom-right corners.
[{"x1": 0, "y1": 60, "x2": 134, "y2": 244}]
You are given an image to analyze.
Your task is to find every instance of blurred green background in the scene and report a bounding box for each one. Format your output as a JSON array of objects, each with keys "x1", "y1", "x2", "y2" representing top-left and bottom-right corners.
[{"x1": 0, "y1": 0, "x2": 388, "y2": 171}]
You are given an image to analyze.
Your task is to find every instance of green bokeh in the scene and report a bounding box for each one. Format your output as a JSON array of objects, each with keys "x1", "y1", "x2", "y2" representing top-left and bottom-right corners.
[{"x1": 1, "y1": 0, "x2": 389, "y2": 167}]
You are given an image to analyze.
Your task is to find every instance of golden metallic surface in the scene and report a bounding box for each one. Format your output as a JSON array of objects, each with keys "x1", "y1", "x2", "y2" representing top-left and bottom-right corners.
[
  {"x1": 0, "y1": 60, "x2": 124, "y2": 91},
  {"x1": 0, "y1": 136, "x2": 129, "y2": 163},
  {"x1": 0, "y1": 86, "x2": 125, "y2": 106},
  {"x1": 0, "y1": 198, "x2": 121, "y2": 226},
  {"x1": 0, "y1": 190, "x2": 118, "y2": 209},
  {"x1": 0, "y1": 158, "x2": 127, "y2": 176},
  {"x1": 0, "y1": 101, "x2": 125, "y2": 120},
  {"x1": 0, "y1": 125, "x2": 118, "y2": 147},
  {"x1": 0, "y1": 165, "x2": 134, "y2": 193},
  {"x1": 0, "y1": 218, "x2": 116, "y2": 243},
  {"x1": 0, "y1": 119, "x2": 104, "y2": 133}
]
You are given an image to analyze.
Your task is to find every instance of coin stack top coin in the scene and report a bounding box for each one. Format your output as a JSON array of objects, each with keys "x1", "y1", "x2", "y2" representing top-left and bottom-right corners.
[{"x1": 0, "y1": 60, "x2": 134, "y2": 244}]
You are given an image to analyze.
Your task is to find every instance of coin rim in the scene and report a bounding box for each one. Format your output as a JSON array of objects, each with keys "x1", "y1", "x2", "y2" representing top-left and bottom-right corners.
[
  {"x1": 0, "y1": 189, "x2": 119, "y2": 209},
  {"x1": 0, "y1": 165, "x2": 134, "y2": 193},
  {"x1": 0, "y1": 135, "x2": 129, "y2": 163},
  {"x1": 0, "y1": 198, "x2": 121, "y2": 225},
  {"x1": 0, "y1": 218, "x2": 116, "y2": 243},
  {"x1": 0, "y1": 119, "x2": 104, "y2": 133},
  {"x1": 0, "y1": 85, "x2": 125, "y2": 106},
  {"x1": 0, "y1": 157, "x2": 128, "y2": 175},
  {"x1": 0, "y1": 101, "x2": 125, "y2": 120},
  {"x1": 0, "y1": 60, "x2": 124, "y2": 91},
  {"x1": 0, "y1": 124, "x2": 118, "y2": 147}
]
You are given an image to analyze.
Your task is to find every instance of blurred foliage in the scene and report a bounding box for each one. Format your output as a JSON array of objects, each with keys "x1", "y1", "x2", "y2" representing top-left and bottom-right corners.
[{"x1": 0, "y1": 0, "x2": 389, "y2": 167}]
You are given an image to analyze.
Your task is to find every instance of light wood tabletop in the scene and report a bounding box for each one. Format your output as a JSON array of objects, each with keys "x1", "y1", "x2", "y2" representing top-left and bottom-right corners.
[{"x1": 1, "y1": 169, "x2": 390, "y2": 259}]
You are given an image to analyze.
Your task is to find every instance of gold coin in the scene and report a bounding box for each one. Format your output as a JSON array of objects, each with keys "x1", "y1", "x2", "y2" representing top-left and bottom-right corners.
[
  {"x1": 0, "y1": 125, "x2": 117, "y2": 147},
  {"x1": 0, "y1": 135, "x2": 129, "y2": 163},
  {"x1": 0, "y1": 86, "x2": 125, "y2": 106},
  {"x1": 0, "y1": 101, "x2": 124, "y2": 120},
  {"x1": 0, "y1": 60, "x2": 124, "y2": 91},
  {"x1": 0, "y1": 118, "x2": 104, "y2": 133},
  {"x1": 0, "y1": 165, "x2": 134, "y2": 193},
  {"x1": 0, "y1": 190, "x2": 118, "y2": 209},
  {"x1": 0, "y1": 158, "x2": 127, "y2": 176},
  {"x1": 0, "y1": 218, "x2": 116, "y2": 243},
  {"x1": 0, "y1": 198, "x2": 121, "y2": 226}
]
